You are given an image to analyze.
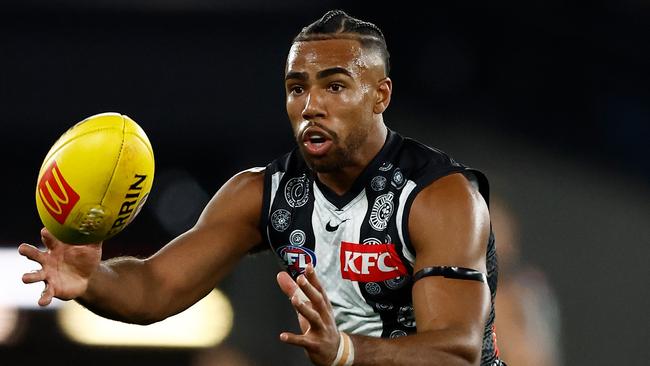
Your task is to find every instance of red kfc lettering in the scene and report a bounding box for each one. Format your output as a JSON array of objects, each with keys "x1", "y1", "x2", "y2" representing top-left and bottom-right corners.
[{"x1": 340, "y1": 242, "x2": 408, "y2": 282}]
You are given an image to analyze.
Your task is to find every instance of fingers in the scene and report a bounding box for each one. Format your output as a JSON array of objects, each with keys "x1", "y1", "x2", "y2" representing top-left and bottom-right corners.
[
  {"x1": 41, "y1": 227, "x2": 59, "y2": 250},
  {"x1": 305, "y1": 264, "x2": 325, "y2": 293},
  {"x1": 296, "y1": 271, "x2": 333, "y2": 322},
  {"x1": 279, "y1": 331, "x2": 318, "y2": 350},
  {"x1": 18, "y1": 243, "x2": 45, "y2": 264},
  {"x1": 22, "y1": 270, "x2": 46, "y2": 284},
  {"x1": 38, "y1": 282, "x2": 54, "y2": 307},
  {"x1": 291, "y1": 293, "x2": 323, "y2": 331}
]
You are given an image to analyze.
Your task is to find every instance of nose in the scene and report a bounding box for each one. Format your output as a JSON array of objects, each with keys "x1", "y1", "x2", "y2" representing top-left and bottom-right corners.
[{"x1": 301, "y1": 92, "x2": 326, "y2": 121}]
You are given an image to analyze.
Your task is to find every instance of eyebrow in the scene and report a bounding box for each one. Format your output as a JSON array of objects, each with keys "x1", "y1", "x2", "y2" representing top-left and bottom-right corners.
[{"x1": 285, "y1": 67, "x2": 353, "y2": 82}]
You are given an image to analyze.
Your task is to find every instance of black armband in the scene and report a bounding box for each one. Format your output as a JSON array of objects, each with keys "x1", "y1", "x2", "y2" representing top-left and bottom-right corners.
[{"x1": 413, "y1": 266, "x2": 487, "y2": 283}]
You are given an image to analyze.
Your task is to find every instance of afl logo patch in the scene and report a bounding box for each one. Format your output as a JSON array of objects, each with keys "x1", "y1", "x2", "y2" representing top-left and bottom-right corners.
[
  {"x1": 277, "y1": 245, "x2": 317, "y2": 277},
  {"x1": 289, "y1": 229, "x2": 306, "y2": 246},
  {"x1": 370, "y1": 176, "x2": 387, "y2": 191},
  {"x1": 284, "y1": 174, "x2": 310, "y2": 208},
  {"x1": 271, "y1": 209, "x2": 291, "y2": 232},
  {"x1": 369, "y1": 192, "x2": 395, "y2": 231}
]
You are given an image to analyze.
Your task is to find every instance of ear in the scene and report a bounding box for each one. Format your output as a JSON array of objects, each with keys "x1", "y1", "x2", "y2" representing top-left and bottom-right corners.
[{"x1": 373, "y1": 77, "x2": 392, "y2": 114}]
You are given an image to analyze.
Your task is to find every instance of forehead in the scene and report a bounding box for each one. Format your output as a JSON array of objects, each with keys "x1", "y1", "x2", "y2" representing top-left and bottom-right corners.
[{"x1": 286, "y1": 38, "x2": 373, "y2": 76}]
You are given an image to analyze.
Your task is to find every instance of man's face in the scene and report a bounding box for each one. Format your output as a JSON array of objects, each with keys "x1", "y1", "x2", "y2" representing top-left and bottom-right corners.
[{"x1": 285, "y1": 38, "x2": 387, "y2": 173}]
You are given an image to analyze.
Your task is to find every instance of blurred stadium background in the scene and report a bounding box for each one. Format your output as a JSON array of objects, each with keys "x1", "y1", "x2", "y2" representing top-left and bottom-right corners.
[{"x1": 1, "y1": 1, "x2": 648, "y2": 365}]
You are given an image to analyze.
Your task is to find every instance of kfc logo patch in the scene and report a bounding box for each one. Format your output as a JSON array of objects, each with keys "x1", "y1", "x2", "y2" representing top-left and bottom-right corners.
[
  {"x1": 339, "y1": 242, "x2": 408, "y2": 282},
  {"x1": 277, "y1": 245, "x2": 317, "y2": 277}
]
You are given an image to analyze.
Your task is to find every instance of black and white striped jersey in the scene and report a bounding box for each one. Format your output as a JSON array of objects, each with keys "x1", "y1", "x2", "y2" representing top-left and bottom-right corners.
[{"x1": 260, "y1": 129, "x2": 500, "y2": 364}]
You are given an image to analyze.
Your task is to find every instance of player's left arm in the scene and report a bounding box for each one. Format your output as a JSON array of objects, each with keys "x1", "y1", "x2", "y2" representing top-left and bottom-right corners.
[{"x1": 278, "y1": 172, "x2": 491, "y2": 365}]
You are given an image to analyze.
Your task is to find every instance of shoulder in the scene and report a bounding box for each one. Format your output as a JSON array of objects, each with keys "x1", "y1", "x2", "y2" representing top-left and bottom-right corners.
[
  {"x1": 198, "y1": 167, "x2": 266, "y2": 226},
  {"x1": 394, "y1": 135, "x2": 467, "y2": 185},
  {"x1": 408, "y1": 173, "x2": 490, "y2": 270}
]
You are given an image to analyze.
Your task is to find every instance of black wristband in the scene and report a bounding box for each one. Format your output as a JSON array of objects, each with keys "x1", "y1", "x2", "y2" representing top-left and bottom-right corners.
[{"x1": 413, "y1": 266, "x2": 487, "y2": 283}]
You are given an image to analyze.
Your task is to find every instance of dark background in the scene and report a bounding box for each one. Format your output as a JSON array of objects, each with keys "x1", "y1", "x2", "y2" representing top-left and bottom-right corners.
[{"x1": 1, "y1": 1, "x2": 648, "y2": 365}]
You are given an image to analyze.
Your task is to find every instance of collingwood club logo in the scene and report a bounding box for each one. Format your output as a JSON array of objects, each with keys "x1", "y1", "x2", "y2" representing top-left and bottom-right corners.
[
  {"x1": 369, "y1": 192, "x2": 395, "y2": 231},
  {"x1": 284, "y1": 174, "x2": 310, "y2": 208}
]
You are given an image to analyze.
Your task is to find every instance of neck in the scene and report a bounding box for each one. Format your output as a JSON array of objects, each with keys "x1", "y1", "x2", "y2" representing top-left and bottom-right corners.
[{"x1": 316, "y1": 123, "x2": 388, "y2": 195}]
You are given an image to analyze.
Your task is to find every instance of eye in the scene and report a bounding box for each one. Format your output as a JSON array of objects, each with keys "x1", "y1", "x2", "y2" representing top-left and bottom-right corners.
[
  {"x1": 288, "y1": 85, "x2": 304, "y2": 95},
  {"x1": 327, "y1": 83, "x2": 344, "y2": 93}
]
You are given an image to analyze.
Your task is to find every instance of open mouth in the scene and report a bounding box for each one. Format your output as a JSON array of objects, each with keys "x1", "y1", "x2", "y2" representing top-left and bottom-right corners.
[{"x1": 301, "y1": 126, "x2": 333, "y2": 156}]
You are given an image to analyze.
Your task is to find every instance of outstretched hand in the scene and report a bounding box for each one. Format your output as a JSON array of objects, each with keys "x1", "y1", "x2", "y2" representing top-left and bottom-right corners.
[
  {"x1": 277, "y1": 264, "x2": 341, "y2": 366},
  {"x1": 18, "y1": 228, "x2": 102, "y2": 306}
]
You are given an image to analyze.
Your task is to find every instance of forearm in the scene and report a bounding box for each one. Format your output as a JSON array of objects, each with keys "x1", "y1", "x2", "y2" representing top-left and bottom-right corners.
[
  {"x1": 77, "y1": 256, "x2": 164, "y2": 324},
  {"x1": 349, "y1": 330, "x2": 481, "y2": 366}
]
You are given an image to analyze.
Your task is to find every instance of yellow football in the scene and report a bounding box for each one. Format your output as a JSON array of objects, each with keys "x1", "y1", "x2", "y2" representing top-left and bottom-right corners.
[{"x1": 35, "y1": 112, "x2": 155, "y2": 244}]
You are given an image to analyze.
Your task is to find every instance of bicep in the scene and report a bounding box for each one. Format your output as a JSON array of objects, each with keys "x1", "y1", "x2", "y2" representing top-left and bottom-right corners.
[
  {"x1": 408, "y1": 173, "x2": 491, "y2": 351},
  {"x1": 143, "y1": 169, "x2": 264, "y2": 315}
]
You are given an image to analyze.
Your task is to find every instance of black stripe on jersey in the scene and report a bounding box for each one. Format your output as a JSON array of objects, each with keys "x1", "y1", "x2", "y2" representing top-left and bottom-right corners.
[
  {"x1": 355, "y1": 132, "x2": 417, "y2": 338},
  {"x1": 263, "y1": 152, "x2": 318, "y2": 279}
]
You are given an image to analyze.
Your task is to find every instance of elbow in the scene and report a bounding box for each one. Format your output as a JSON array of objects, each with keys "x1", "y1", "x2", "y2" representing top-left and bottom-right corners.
[
  {"x1": 415, "y1": 328, "x2": 484, "y2": 366},
  {"x1": 448, "y1": 343, "x2": 483, "y2": 366},
  {"x1": 126, "y1": 307, "x2": 168, "y2": 325}
]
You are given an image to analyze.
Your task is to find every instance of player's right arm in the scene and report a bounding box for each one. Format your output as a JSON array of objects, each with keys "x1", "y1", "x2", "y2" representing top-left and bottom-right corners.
[{"x1": 19, "y1": 168, "x2": 265, "y2": 324}]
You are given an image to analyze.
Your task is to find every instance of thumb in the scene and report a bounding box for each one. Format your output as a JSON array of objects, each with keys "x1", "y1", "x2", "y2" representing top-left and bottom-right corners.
[{"x1": 276, "y1": 271, "x2": 299, "y2": 298}]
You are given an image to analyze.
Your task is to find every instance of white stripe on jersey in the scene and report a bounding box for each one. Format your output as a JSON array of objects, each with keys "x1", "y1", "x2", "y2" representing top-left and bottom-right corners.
[
  {"x1": 397, "y1": 180, "x2": 417, "y2": 265},
  {"x1": 266, "y1": 171, "x2": 285, "y2": 243},
  {"x1": 311, "y1": 183, "x2": 383, "y2": 337}
]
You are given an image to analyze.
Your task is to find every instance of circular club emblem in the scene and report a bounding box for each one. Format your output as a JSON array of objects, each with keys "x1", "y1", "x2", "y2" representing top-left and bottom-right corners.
[
  {"x1": 289, "y1": 230, "x2": 306, "y2": 246},
  {"x1": 384, "y1": 275, "x2": 409, "y2": 290},
  {"x1": 370, "y1": 176, "x2": 387, "y2": 192},
  {"x1": 397, "y1": 305, "x2": 416, "y2": 328},
  {"x1": 391, "y1": 168, "x2": 405, "y2": 189},
  {"x1": 364, "y1": 282, "x2": 382, "y2": 296},
  {"x1": 271, "y1": 209, "x2": 291, "y2": 232},
  {"x1": 284, "y1": 175, "x2": 310, "y2": 208},
  {"x1": 389, "y1": 330, "x2": 408, "y2": 338},
  {"x1": 369, "y1": 192, "x2": 395, "y2": 231}
]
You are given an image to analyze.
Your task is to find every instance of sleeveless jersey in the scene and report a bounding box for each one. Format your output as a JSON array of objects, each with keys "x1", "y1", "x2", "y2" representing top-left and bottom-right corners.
[{"x1": 260, "y1": 129, "x2": 501, "y2": 365}]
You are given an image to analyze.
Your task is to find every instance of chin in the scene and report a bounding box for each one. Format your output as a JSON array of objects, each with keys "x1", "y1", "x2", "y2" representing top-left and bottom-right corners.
[{"x1": 300, "y1": 151, "x2": 341, "y2": 173}]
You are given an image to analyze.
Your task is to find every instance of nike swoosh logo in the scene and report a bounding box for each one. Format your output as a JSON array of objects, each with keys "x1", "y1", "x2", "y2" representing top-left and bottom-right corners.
[{"x1": 325, "y1": 219, "x2": 349, "y2": 232}]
